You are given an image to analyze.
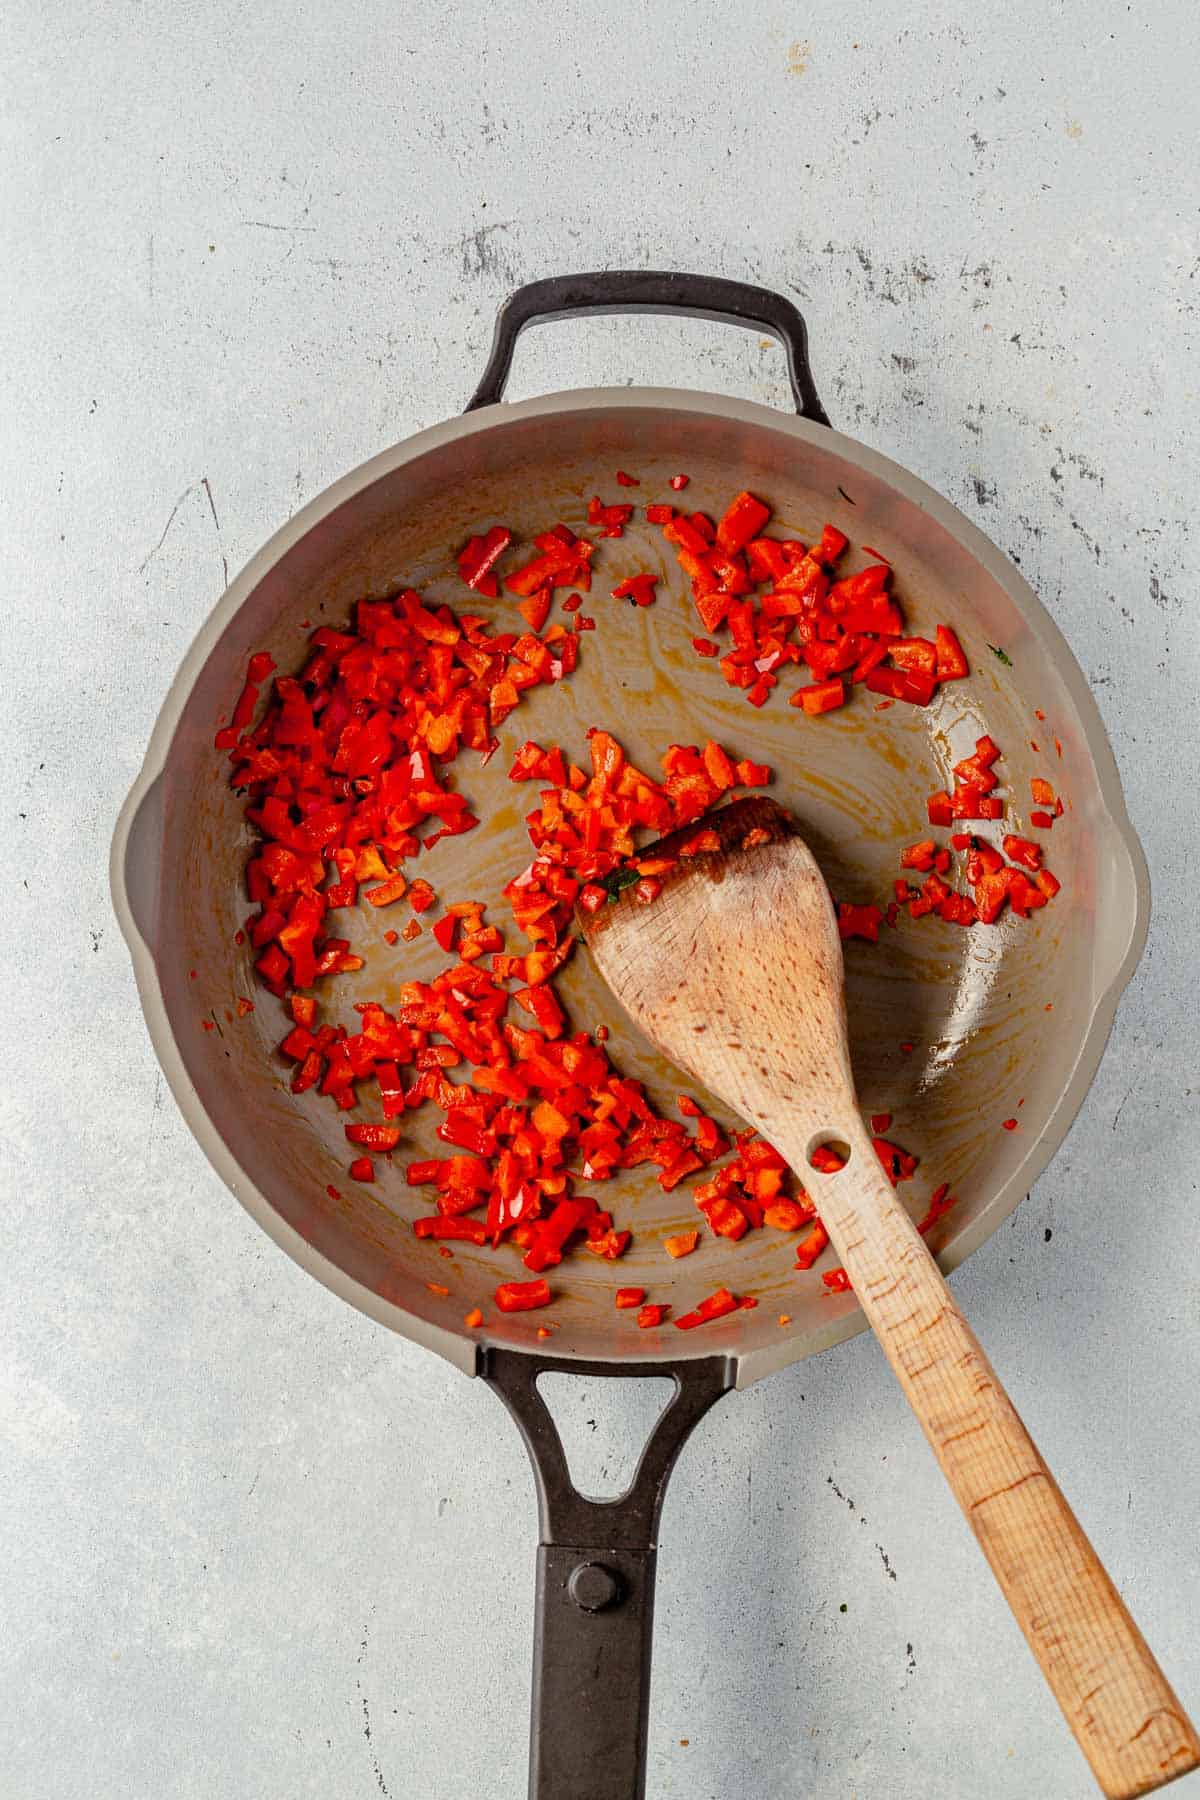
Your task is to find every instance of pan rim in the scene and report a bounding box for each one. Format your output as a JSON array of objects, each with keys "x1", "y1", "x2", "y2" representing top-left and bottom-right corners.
[{"x1": 110, "y1": 385, "x2": 1150, "y2": 1386}]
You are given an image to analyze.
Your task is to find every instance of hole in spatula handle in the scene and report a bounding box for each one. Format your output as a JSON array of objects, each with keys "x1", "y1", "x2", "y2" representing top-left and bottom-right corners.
[{"x1": 807, "y1": 1135, "x2": 852, "y2": 1173}]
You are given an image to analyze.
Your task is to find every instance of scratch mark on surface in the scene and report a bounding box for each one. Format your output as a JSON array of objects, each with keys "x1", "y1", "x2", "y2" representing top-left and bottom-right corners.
[
  {"x1": 356, "y1": 1616, "x2": 390, "y2": 1797},
  {"x1": 201, "y1": 477, "x2": 229, "y2": 587},
  {"x1": 138, "y1": 488, "x2": 194, "y2": 573},
  {"x1": 458, "y1": 220, "x2": 516, "y2": 283},
  {"x1": 145, "y1": 1070, "x2": 164, "y2": 1160},
  {"x1": 876, "y1": 1543, "x2": 897, "y2": 1581},
  {"x1": 827, "y1": 1475, "x2": 863, "y2": 1520},
  {"x1": 1112, "y1": 1083, "x2": 1135, "y2": 1133}
]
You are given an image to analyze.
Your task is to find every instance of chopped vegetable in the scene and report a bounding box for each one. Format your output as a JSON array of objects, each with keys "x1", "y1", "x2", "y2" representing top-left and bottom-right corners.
[
  {"x1": 674, "y1": 1287, "x2": 741, "y2": 1330},
  {"x1": 495, "y1": 1278, "x2": 552, "y2": 1313},
  {"x1": 664, "y1": 1231, "x2": 700, "y2": 1259},
  {"x1": 216, "y1": 478, "x2": 1058, "y2": 1326}
]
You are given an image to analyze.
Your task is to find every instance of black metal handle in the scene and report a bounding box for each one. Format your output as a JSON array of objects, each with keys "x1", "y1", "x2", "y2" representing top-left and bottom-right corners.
[
  {"x1": 483, "y1": 1348, "x2": 733, "y2": 1800},
  {"x1": 465, "y1": 270, "x2": 830, "y2": 425}
]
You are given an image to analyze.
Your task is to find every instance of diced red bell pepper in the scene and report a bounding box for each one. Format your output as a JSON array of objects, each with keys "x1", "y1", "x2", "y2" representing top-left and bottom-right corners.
[
  {"x1": 814, "y1": 524, "x2": 848, "y2": 564},
  {"x1": 414, "y1": 1217, "x2": 488, "y2": 1244},
  {"x1": 1003, "y1": 834, "x2": 1042, "y2": 872},
  {"x1": 795, "y1": 1222, "x2": 829, "y2": 1268},
  {"x1": 889, "y1": 637, "x2": 938, "y2": 677},
  {"x1": 716, "y1": 490, "x2": 771, "y2": 555},
  {"x1": 637, "y1": 1303, "x2": 670, "y2": 1329},
  {"x1": 458, "y1": 524, "x2": 512, "y2": 592},
  {"x1": 611, "y1": 573, "x2": 659, "y2": 608},
  {"x1": 793, "y1": 677, "x2": 846, "y2": 716},
  {"x1": 837, "y1": 902, "x2": 882, "y2": 942},
  {"x1": 674, "y1": 1287, "x2": 740, "y2": 1330},
  {"x1": 345, "y1": 1122, "x2": 402, "y2": 1150},
  {"x1": 935, "y1": 624, "x2": 969, "y2": 680},
  {"x1": 615, "y1": 1287, "x2": 645, "y2": 1309},
  {"x1": 865, "y1": 666, "x2": 937, "y2": 706},
  {"x1": 495, "y1": 1279, "x2": 552, "y2": 1313},
  {"x1": 664, "y1": 1230, "x2": 699, "y2": 1259}
]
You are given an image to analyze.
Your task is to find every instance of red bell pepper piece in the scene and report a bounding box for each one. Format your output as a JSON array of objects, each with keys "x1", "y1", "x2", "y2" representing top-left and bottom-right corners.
[
  {"x1": 673, "y1": 1286, "x2": 740, "y2": 1330},
  {"x1": 457, "y1": 524, "x2": 512, "y2": 593},
  {"x1": 414, "y1": 1217, "x2": 489, "y2": 1244},
  {"x1": 345, "y1": 1122, "x2": 402, "y2": 1151},
  {"x1": 837, "y1": 902, "x2": 882, "y2": 942},
  {"x1": 793, "y1": 677, "x2": 847, "y2": 716},
  {"x1": 495, "y1": 1278, "x2": 552, "y2": 1313},
  {"x1": 716, "y1": 490, "x2": 771, "y2": 555},
  {"x1": 615, "y1": 1287, "x2": 645, "y2": 1309},
  {"x1": 664, "y1": 1230, "x2": 699, "y2": 1259},
  {"x1": 611, "y1": 573, "x2": 659, "y2": 608},
  {"x1": 795, "y1": 1222, "x2": 829, "y2": 1268},
  {"x1": 637, "y1": 1303, "x2": 670, "y2": 1328},
  {"x1": 865, "y1": 665, "x2": 937, "y2": 706},
  {"x1": 662, "y1": 514, "x2": 711, "y2": 558},
  {"x1": 889, "y1": 637, "x2": 938, "y2": 677},
  {"x1": 814, "y1": 524, "x2": 848, "y2": 564},
  {"x1": 1003, "y1": 834, "x2": 1042, "y2": 872},
  {"x1": 935, "y1": 624, "x2": 968, "y2": 679}
]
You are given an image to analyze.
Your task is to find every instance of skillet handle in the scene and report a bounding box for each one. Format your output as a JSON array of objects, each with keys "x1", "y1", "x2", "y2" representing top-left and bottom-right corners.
[
  {"x1": 483, "y1": 1348, "x2": 732, "y2": 1800},
  {"x1": 465, "y1": 270, "x2": 830, "y2": 424}
]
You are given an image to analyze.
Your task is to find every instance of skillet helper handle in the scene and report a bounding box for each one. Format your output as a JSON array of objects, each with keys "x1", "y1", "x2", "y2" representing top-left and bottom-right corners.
[
  {"x1": 483, "y1": 1348, "x2": 732, "y2": 1800},
  {"x1": 805, "y1": 1120, "x2": 1200, "y2": 1799},
  {"x1": 465, "y1": 269, "x2": 830, "y2": 424}
]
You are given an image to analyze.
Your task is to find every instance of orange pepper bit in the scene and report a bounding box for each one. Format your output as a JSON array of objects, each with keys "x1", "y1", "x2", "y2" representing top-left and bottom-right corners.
[
  {"x1": 464, "y1": 1307, "x2": 483, "y2": 1329},
  {"x1": 664, "y1": 1230, "x2": 700, "y2": 1259}
]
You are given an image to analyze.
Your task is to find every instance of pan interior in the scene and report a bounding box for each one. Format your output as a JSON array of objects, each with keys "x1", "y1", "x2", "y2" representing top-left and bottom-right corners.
[{"x1": 149, "y1": 399, "x2": 1125, "y2": 1370}]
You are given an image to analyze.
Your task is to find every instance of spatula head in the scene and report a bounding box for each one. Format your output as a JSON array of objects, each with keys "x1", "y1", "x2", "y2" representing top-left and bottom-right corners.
[{"x1": 578, "y1": 797, "x2": 859, "y2": 1163}]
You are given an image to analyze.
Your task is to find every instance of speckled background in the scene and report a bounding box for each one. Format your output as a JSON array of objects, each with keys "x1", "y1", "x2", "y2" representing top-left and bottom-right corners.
[{"x1": 2, "y1": 2, "x2": 1197, "y2": 1796}]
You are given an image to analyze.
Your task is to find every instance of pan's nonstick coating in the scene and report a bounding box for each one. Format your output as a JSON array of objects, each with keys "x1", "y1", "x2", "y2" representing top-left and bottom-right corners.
[{"x1": 116, "y1": 392, "x2": 1146, "y2": 1382}]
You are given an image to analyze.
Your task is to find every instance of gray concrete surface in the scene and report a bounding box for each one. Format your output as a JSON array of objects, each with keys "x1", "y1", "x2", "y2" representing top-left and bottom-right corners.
[{"x1": 2, "y1": 1, "x2": 1197, "y2": 1795}]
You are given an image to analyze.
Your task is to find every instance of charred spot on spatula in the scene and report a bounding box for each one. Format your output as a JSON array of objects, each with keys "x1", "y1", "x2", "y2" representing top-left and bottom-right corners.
[{"x1": 579, "y1": 797, "x2": 797, "y2": 939}]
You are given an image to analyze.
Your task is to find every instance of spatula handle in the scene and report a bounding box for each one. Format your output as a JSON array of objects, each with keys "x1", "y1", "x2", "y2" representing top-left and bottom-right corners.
[{"x1": 806, "y1": 1122, "x2": 1198, "y2": 1799}]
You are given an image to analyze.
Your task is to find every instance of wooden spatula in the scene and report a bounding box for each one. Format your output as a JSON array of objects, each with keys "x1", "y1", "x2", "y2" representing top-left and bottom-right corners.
[{"x1": 580, "y1": 794, "x2": 1198, "y2": 1799}]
